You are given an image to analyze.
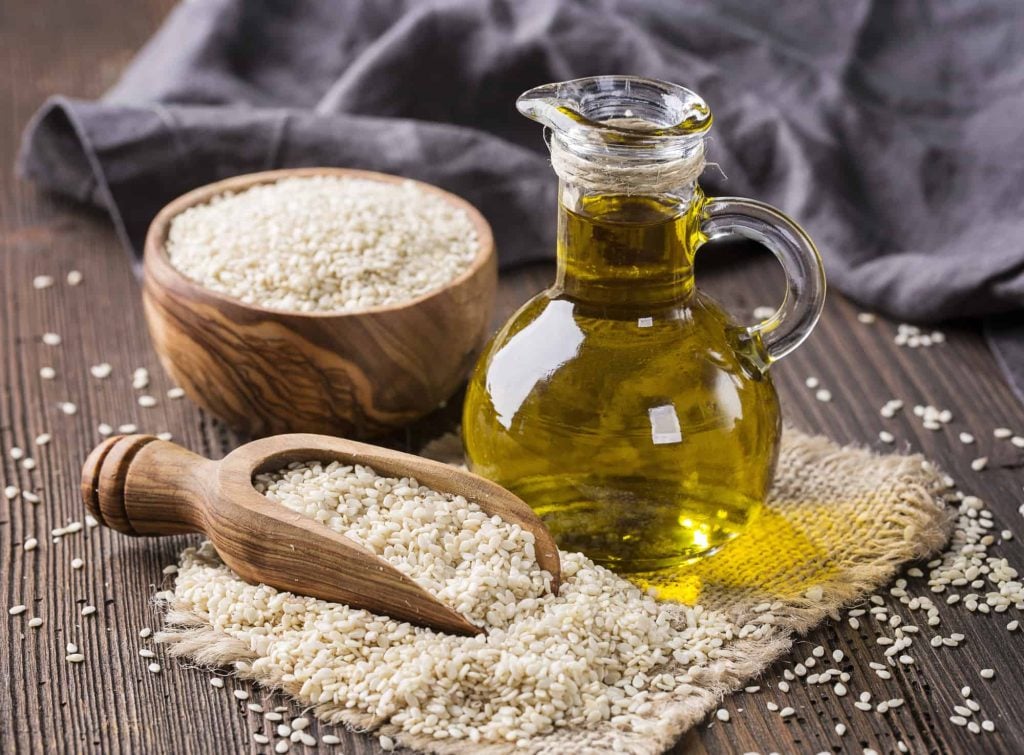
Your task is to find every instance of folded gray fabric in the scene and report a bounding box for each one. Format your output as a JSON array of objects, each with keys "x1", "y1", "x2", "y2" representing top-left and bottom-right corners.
[{"x1": 17, "y1": 0, "x2": 1024, "y2": 397}]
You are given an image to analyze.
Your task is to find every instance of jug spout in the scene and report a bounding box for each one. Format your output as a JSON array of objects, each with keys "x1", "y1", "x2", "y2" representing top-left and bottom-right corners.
[{"x1": 516, "y1": 76, "x2": 712, "y2": 151}]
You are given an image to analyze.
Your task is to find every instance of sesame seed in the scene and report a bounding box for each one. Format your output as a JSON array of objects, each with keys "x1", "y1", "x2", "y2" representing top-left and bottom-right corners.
[
  {"x1": 994, "y1": 428, "x2": 1013, "y2": 439},
  {"x1": 980, "y1": 668, "x2": 995, "y2": 679},
  {"x1": 41, "y1": 332, "x2": 61, "y2": 346},
  {"x1": 959, "y1": 432, "x2": 975, "y2": 444},
  {"x1": 71, "y1": 557, "x2": 83, "y2": 569},
  {"x1": 265, "y1": 712, "x2": 283, "y2": 722},
  {"x1": 322, "y1": 734, "x2": 341, "y2": 745},
  {"x1": 23, "y1": 538, "x2": 38, "y2": 552},
  {"x1": 804, "y1": 377, "x2": 819, "y2": 389},
  {"x1": 253, "y1": 734, "x2": 269, "y2": 745},
  {"x1": 744, "y1": 686, "x2": 760, "y2": 693},
  {"x1": 857, "y1": 312, "x2": 876, "y2": 324},
  {"x1": 879, "y1": 431, "x2": 895, "y2": 444},
  {"x1": 39, "y1": 366, "x2": 56, "y2": 380},
  {"x1": 9, "y1": 447, "x2": 23, "y2": 460},
  {"x1": 815, "y1": 389, "x2": 832, "y2": 403},
  {"x1": 715, "y1": 709, "x2": 730, "y2": 722},
  {"x1": 779, "y1": 707, "x2": 795, "y2": 718},
  {"x1": 66, "y1": 270, "x2": 83, "y2": 286},
  {"x1": 274, "y1": 741, "x2": 289, "y2": 754},
  {"x1": 1013, "y1": 436, "x2": 1024, "y2": 448},
  {"x1": 834, "y1": 723, "x2": 846, "y2": 736},
  {"x1": 148, "y1": 663, "x2": 161, "y2": 673},
  {"x1": 138, "y1": 395, "x2": 158, "y2": 408},
  {"x1": 854, "y1": 701, "x2": 872, "y2": 711},
  {"x1": 33, "y1": 275, "x2": 55, "y2": 289},
  {"x1": 156, "y1": 432, "x2": 173, "y2": 442},
  {"x1": 970, "y1": 457, "x2": 988, "y2": 472},
  {"x1": 378, "y1": 734, "x2": 395, "y2": 750},
  {"x1": 81, "y1": 606, "x2": 96, "y2": 616},
  {"x1": 21, "y1": 458, "x2": 36, "y2": 471},
  {"x1": 65, "y1": 654, "x2": 85, "y2": 663},
  {"x1": 28, "y1": 617, "x2": 43, "y2": 628},
  {"x1": 833, "y1": 683, "x2": 847, "y2": 696},
  {"x1": 209, "y1": 677, "x2": 224, "y2": 688},
  {"x1": 34, "y1": 433, "x2": 51, "y2": 446},
  {"x1": 117, "y1": 424, "x2": 138, "y2": 434},
  {"x1": 246, "y1": 702, "x2": 263, "y2": 713},
  {"x1": 777, "y1": 681, "x2": 790, "y2": 693},
  {"x1": 766, "y1": 702, "x2": 779, "y2": 711},
  {"x1": 982, "y1": 720, "x2": 995, "y2": 732},
  {"x1": 90, "y1": 363, "x2": 113, "y2": 379},
  {"x1": 968, "y1": 721, "x2": 981, "y2": 734},
  {"x1": 59, "y1": 402, "x2": 77, "y2": 415},
  {"x1": 9, "y1": 605, "x2": 27, "y2": 616},
  {"x1": 167, "y1": 387, "x2": 186, "y2": 399},
  {"x1": 950, "y1": 715, "x2": 968, "y2": 726},
  {"x1": 233, "y1": 689, "x2": 249, "y2": 700},
  {"x1": 22, "y1": 492, "x2": 39, "y2": 504}
]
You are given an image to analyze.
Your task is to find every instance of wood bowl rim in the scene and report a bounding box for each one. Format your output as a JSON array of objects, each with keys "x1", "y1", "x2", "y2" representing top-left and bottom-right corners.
[{"x1": 143, "y1": 167, "x2": 496, "y2": 319}]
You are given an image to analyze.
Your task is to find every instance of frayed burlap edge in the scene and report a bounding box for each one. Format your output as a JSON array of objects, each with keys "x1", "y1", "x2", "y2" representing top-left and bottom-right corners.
[{"x1": 155, "y1": 428, "x2": 953, "y2": 755}]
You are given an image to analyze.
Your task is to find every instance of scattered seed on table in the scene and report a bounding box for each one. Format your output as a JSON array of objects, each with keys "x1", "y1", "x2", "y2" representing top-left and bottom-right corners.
[
  {"x1": 132, "y1": 368, "x2": 150, "y2": 390},
  {"x1": 834, "y1": 723, "x2": 846, "y2": 736},
  {"x1": 253, "y1": 734, "x2": 269, "y2": 745},
  {"x1": 39, "y1": 366, "x2": 56, "y2": 380},
  {"x1": 744, "y1": 686, "x2": 760, "y2": 693},
  {"x1": 968, "y1": 721, "x2": 981, "y2": 734},
  {"x1": 971, "y1": 457, "x2": 988, "y2": 471},
  {"x1": 291, "y1": 717, "x2": 309, "y2": 731},
  {"x1": 22, "y1": 492, "x2": 39, "y2": 504},
  {"x1": 139, "y1": 649, "x2": 155, "y2": 658},
  {"x1": 97, "y1": 423, "x2": 113, "y2": 436},
  {"x1": 766, "y1": 702, "x2": 779, "y2": 711},
  {"x1": 21, "y1": 458, "x2": 36, "y2": 471},
  {"x1": 277, "y1": 724, "x2": 291, "y2": 737},
  {"x1": 118, "y1": 423, "x2": 138, "y2": 434},
  {"x1": 59, "y1": 402, "x2": 77, "y2": 416},
  {"x1": 982, "y1": 720, "x2": 995, "y2": 732},
  {"x1": 815, "y1": 389, "x2": 832, "y2": 402},
  {"x1": 299, "y1": 733, "x2": 316, "y2": 747},
  {"x1": 378, "y1": 734, "x2": 394, "y2": 750},
  {"x1": 1013, "y1": 436, "x2": 1024, "y2": 448},
  {"x1": 33, "y1": 275, "x2": 55, "y2": 289},
  {"x1": 23, "y1": 538, "x2": 38, "y2": 551},
  {"x1": 994, "y1": 427, "x2": 1013, "y2": 439},
  {"x1": 167, "y1": 387, "x2": 186, "y2": 399},
  {"x1": 28, "y1": 617, "x2": 43, "y2": 628},
  {"x1": 715, "y1": 709, "x2": 730, "y2": 722},
  {"x1": 65, "y1": 654, "x2": 85, "y2": 663},
  {"x1": 778, "y1": 681, "x2": 790, "y2": 693},
  {"x1": 805, "y1": 377, "x2": 819, "y2": 389},
  {"x1": 148, "y1": 663, "x2": 161, "y2": 673},
  {"x1": 81, "y1": 606, "x2": 96, "y2": 616},
  {"x1": 71, "y1": 558, "x2": 83, "y2": 570},
  {"x1": 41, "y1": 332, "x2": 61, "y2": 346},
  {"x1": 322, "y1": 734, "x2": 341, "y2": 745},
  {"x1": 4, "y1": 485, "x2": 19, "y2": 500},
  {"x1": 90, "y1": 363, "x2": 112, "y2": 379},
  {"x1": 779, "y1": 706, "x2": 795, "y2": 718},
  {"x1": 833, "y1": 683, "x2": 847, "y2": 696},
  {"x1": 246, "y1": 702, "x2": 263, "y2": 713},
  {"x1": 265, "y1": 711, "x2": 283, "y2": 722},
  {"x1": 66, "y1": 642, "x2": 78, "y2": 653},
  {"x1": 163, "y1": 565, "x2": 178, "y2": 575},
  {"x1": 138, "y1": 395, "x2": 157, "y2": 408},
  {"x1": 66, "y1": 270, "x2": 83, "y2": 286},
  {"x1": 139, "y1": 627, "x2": 152, "y2": 638},
  {"x1": 879, "y1": 431, "x2": 895, "y2": 444},
  {"x1": 34, "y1": 433, "x2": 50, "y2": 446},
  {"x1": 980, "y1": 668, "x2": 995, "y2": 679},
  {"x1": 9, "y1": 447, "x2": 23, "y2": 460},
  {"x1": 233, "y1": 689, "x2": 249, "y2": 700},
  {"x1": 1008, "y1": 620, "x2": 1020, "y2": 632},
  {"x1": 85, "y1": 514, "x2": 99, "y2": 528},
  {"x1": 156, "y1": 432, "x2": 173, "y2": 442},
  {"x1": 209, "y1": 677, "x2": 224, "y2": 688},
  {"x1": 274, "y1": 741, "x2": 289, "y2": 754},
  {"x1": 857, "y1": 312, "x2": 876, "y2": 324},
  {"x1": 959, "y1": 432, "x2": 975, "y2": 444},
  {"x1": 9, "y1": 605, "x2": 27, "y2": 616}
]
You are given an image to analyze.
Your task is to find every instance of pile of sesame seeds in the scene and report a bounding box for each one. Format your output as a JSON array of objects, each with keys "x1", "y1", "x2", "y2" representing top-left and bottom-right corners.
[{"x1": 165, "y1": 176, "x2": 480, "y2": 313}]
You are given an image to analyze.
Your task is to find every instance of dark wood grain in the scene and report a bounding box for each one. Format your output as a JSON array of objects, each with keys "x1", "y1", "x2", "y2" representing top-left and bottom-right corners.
[{"x1": 2, "y1": 2, "x2": 1022, "y2": 754}]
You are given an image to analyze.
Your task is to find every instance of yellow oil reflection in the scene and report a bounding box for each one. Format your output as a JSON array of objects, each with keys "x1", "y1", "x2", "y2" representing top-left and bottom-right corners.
[{"x1": 634, "y1": 505, "x2": 838, "y2": 605}]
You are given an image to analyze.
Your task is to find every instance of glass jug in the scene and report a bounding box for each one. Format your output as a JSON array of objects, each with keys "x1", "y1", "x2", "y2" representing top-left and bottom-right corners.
[{"x1": 463, "y1": 76, "x2": 826, "y2": 573}]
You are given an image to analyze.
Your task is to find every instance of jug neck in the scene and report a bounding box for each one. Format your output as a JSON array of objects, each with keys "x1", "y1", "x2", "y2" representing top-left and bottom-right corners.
[{"x1": 555, "y1": 179, "x2": 704, "y2": 308}]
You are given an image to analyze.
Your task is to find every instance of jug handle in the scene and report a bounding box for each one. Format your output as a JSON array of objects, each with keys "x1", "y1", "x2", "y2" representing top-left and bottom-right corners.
[{"x1": 699, "y1": 197, "x2": 826, "y2": 366}]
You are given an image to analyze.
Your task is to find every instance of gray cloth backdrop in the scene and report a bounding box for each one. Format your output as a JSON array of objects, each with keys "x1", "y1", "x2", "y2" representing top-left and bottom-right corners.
[{"x1": 18, "y1": 0, "x2": 1024, "y2": 398}]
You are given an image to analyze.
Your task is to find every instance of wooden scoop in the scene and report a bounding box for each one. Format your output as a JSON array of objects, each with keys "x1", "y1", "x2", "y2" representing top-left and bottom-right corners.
[{"x1": 81, "y1": 433, "x2": 561, "y2": 636}]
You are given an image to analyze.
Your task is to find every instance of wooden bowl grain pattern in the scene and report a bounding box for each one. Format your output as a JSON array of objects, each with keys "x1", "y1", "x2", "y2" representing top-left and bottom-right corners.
[{"x1": 143, "y1": 168, "x2": 497, "y2": 438}]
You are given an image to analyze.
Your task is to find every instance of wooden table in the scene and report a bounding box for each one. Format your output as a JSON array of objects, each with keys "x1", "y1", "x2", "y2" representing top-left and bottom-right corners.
[{"x1": 3, "y1": 2, "x2": 1022, "y2": 753}]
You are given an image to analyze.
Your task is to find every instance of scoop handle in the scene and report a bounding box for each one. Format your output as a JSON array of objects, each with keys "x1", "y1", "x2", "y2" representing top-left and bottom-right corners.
[{"x1": 81, "y1": 435, "x2": 216, "y2": 536}]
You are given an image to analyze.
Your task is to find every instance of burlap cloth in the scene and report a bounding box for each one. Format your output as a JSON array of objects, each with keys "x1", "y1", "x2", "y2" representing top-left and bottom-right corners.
[{"x1": 156, "y1": 428, "x2": 953, "y2": 754}]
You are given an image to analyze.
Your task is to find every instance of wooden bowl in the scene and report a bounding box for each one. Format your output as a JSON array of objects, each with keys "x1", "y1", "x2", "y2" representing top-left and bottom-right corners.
[{"x1": 142, "y1": 168, "x2": 497, "y2": 438}]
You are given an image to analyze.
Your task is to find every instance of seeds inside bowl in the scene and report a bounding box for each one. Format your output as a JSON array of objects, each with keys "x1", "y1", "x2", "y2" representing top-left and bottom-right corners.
[{"x1": 165, "y1": 175, "x2": 480, "y2": 313}]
